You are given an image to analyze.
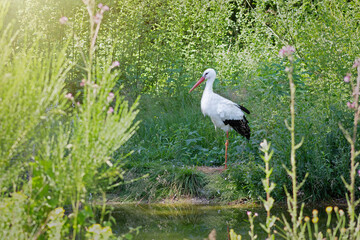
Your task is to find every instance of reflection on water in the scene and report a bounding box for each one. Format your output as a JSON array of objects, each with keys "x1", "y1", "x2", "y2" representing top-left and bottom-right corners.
[
  {"x1": 110, "y1": 204, "x2": 268, "y2": 239},
  {"x1": 109, "y1": 203, "x2": 333, "y2": 240}
]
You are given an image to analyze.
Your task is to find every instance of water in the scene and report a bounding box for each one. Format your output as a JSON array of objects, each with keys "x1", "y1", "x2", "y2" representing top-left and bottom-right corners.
[
  {"x1": 110, "y1": 203, "x2": 285, "y2": 239},
  {"x1": 108, "y1": 203, "x2": 336, "y2": 239}
]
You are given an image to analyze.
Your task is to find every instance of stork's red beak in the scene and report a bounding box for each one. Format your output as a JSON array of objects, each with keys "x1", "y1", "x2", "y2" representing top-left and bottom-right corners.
[{"x1": 189, "y1": 76, "x2": 205, "y2": 93}]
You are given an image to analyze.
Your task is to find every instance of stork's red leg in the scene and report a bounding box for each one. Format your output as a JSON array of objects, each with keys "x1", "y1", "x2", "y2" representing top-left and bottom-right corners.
[{"x1": 224, "y1": 131, "x2": 229, "y2": 170}]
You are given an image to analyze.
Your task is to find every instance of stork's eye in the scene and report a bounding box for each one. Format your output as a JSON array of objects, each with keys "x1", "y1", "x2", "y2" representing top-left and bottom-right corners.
[{"x1": 205, "y1": 72, "x2": 208, "y2": 76}]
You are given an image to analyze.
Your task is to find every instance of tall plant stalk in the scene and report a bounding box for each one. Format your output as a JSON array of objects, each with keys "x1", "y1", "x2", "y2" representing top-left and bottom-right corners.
[
  {"x1": 280, "y1": 45, "x2": 306, "y2": 239},
  {"x1": 70, "y1": 1, "x2": 112, "y2": 238},
  {"x1": 349, "y1": 62, "x2": 360, "y2": 228},
  {"x1": 339, "y1": 58, "x2": 360, "y2": 238},
  {"x1": 259, "y1": 139, "x2": 276, "y2": 240}
]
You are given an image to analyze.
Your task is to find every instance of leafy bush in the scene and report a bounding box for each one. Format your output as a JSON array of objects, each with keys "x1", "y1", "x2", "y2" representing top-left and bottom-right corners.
[{"x1": 0, "y1": 0, "x2": 139, "y2": 238}]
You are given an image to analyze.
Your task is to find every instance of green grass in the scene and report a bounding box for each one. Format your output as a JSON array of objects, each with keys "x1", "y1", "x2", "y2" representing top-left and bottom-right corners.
[{"x1": 112, "y1": 60, "x2": 354, "y2": 203}]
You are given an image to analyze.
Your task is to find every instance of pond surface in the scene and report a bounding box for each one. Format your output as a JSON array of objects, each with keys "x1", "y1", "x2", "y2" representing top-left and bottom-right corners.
[{"x1": 109, "y1": 203, "x2": 331, "y2": 240}]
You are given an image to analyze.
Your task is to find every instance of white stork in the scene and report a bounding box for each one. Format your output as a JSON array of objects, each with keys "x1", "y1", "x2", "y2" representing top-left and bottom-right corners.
[{"x1": 189, "y1": 68, "x2": 250, "y2": 169}]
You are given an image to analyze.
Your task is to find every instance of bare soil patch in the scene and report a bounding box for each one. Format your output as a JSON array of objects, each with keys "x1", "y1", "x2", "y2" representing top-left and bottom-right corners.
[{"x1": 196, "y1": 166, "x2": 224, "y2": 174}]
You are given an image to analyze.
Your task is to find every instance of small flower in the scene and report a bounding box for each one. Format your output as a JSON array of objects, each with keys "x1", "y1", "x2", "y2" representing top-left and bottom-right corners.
[
  {"x1": 347, "y1": 102, "x2": 356, "y2": 109},
  {"x1": 111, "y1": 61, "x2": 120, "y2": 68},
  {"x1": 344, "y1": 73, "x2": 351, "y2": 83},
  {"x1": 353, "y1": 59, "x2": 360, "y2": 68},
  {"x1": 49, "y1": 207, "x2": 65, "y2": 220},
  {"x1": 54, "y1": 207, "x2": 65, "y2": 216},
  {"x1": 260, "y1": 139, "x2": 268, "y2": 150},
  {"x1": 304, "y1": 216, "x2": 310, "y2": 222},
  {"x1": 94, "y1": 13, "x2": 103, "y2": 24},
  {"x1": 312, "y1": 217, "x2": 319, "y2": 224},
  {"x1": 334, "y1": 206, "x2": 339, "y2": 213},
  {"x1": 80, "y1": 79, "x2": 86, "y2": 87},
  {"x1": 107, "y1": 92, "x2": 115, "y2": 102},
  {"x1": 65, "y1": 93, "x2": 74, "y2": 100},
  {"x1": 358, "y1": 169, "x2": 360, "y2": 177},
  {"x1": 247, "y1": 211, "x2": 252, "y2": 216},
  {"x1": 98, "y1": 3, "x2": 110, "y2": 12},
  {"x1": 254, "y1": 212, "x2": 258, "y2": 217},
  {"x1": 326, "y1": 206, "x2": 333, "y2": 214},
  {"x1": 279, "y1": 45, "x2": 295, "y2": 58},
  {"x1": 88, "y1": 224, "x2": 102, "y2": 234},
  {"x1": 312, "y1": 209, "x2": 318, "y2": 216},
  {"x1": 339, "y1": 209, "x2": 344, "y2": 216},
  {"x1": 77, "y1": 102, "x2": 81, "y2": 106},
  {"x1": 260, "y1": 139, "x2": 271, "y2": 152},
  {"x1": 59, "y1": 16, "x2": 68, "y2": 24},
  {"x1": 107, "y1": 107, "x2": 114, "y2": 114}
]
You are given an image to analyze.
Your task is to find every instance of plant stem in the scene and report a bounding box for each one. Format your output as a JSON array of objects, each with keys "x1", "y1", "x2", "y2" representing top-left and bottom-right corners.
[
  {"x1": 349, "y1": 63, "x2": 360, "y2": 237},
  {"x1": 288, "y1": 58, "x2": 298, "y2": 237},
  {"x1": 265, "y1": 158, "x2": 270, "y2": 220}
]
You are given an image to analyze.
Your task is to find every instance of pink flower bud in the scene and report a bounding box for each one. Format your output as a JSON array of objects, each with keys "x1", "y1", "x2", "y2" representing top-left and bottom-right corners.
[
  {"x1": 279, "y1": 45, "x2": 295, "y2": 58},
  {"x1": 347, "y1": 102, "x2": 356, "y2": 109},
  {"x1": 98, "y1": 3, "x2": 103, "y2": 9},
  {"x1": 59, "y1": 16, "x2": 68, "y2": 24},
  {"x1": 107, "y1": 107, "x2": 114, "y2": 114},
  {"x1": 102, "y1": 5, "x2": 110, "y2": 11},
  {"x1": 111, "y1": 61, "x2": 120, "y2": 68},
  {"x1": 358, "y1": 169, "x2": 360, "y2": 177},
  {"x1": 247, "y1": 211, "x2": 252, "y2": 216},
  {"x1": 344, "y1": 73, "x2": 351, "y2": 83},
  {"x1": 80, "y1": 79, "x2": 86, "y2": 87},
  {"x1": 65, "y1": 93, "x2": 73, "y2": 100},
  {"x1": 94, "y1": 13, "x2": 103, "y2": 24},
  {"x1": 107, "y1": 92, "x2": 115, "y2": 102},
  {"x1": 353, "y1": 59, "x2": 360, "y2": 68}
]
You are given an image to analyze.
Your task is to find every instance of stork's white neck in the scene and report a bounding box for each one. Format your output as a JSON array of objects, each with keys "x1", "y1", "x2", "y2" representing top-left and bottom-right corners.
[{"x1": 204, "y1": 77, "x2": 215, "y2": 94}]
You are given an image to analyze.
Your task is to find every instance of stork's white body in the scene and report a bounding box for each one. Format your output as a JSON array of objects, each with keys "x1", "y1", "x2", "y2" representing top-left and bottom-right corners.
[{"x1": 201, "y1": 78, "x2": 245, "y2": 133}]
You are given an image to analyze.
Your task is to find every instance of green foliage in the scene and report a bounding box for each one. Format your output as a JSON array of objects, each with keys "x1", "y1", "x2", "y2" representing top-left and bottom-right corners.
[
  {"x1": 3, "y1": 0, "x2": 360, "y2": 238},
  {"x1": 0, "y1": 0, "x2": 139, "y2": 238},
  {"x1": 102, "y1": 0, "x2": 360, "y2": 203},
  {"x1": 0, "y1": 17, "x2": 70, "y2": 194}
]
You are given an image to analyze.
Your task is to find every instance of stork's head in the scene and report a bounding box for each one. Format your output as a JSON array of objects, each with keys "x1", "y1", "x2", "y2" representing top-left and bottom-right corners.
[{"x1": 189, "y1": 68, "x2": 216, "y2": 93}]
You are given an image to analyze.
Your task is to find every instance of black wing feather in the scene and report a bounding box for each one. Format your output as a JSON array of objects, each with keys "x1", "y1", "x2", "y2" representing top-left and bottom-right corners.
[{"x1": 223, "y1": 116, "x2": 251, "y2": 140}]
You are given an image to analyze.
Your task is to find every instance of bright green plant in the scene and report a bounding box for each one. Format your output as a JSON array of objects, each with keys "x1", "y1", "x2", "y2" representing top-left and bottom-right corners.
[
  {"x1": 259, "y1": 139, "x2": 276, "y2": 239},
  {"x1": 0, "y1": 0, "x2": 140, "y2": 238},
  {"x1": 0, "y1": 2, "x2": 70, "y2": 194}
]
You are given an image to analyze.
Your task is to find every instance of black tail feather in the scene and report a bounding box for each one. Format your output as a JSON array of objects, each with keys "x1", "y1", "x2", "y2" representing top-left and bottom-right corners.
[{"x1": 223, "y1": 117, "x2": 251, "y2": 140}]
